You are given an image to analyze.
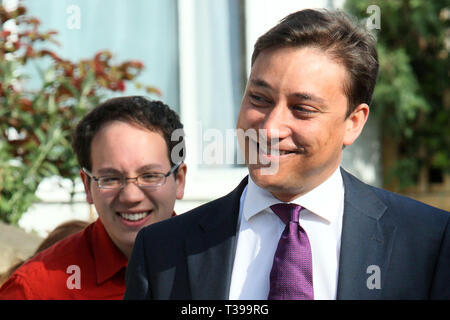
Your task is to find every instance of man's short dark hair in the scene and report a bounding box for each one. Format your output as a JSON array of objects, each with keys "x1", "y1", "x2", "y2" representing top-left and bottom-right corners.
[
  {"x1": 72, "y1": 96, "x2": 185, "y2": 172},
  {"x1": 251, "y1": 9, "x2": 379, "y2": 116}
]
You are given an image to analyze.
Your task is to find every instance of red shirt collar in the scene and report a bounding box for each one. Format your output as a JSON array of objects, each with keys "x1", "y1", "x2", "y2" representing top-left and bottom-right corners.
[{"x1": 90, "y1": 219, "x2": 128, "y2": 285}]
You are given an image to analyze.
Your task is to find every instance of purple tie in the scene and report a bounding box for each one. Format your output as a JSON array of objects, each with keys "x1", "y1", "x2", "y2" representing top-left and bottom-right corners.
[{"x1": 268, "y1": 203, "x2": 314, "y2": 300}]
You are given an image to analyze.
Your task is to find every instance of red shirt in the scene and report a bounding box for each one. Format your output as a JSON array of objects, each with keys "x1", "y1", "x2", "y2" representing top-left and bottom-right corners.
[{"x1": 0, "y1": 219, "x2": 128, "y2": 300}]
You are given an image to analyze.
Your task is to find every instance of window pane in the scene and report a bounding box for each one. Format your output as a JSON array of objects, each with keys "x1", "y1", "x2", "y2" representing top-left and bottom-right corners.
[
  {"x1": 193, "y1": 0, "x2": 246, "y2": 167},
  {"x1": 24, "y1": 0, "x2": 180, "y2": 111}
]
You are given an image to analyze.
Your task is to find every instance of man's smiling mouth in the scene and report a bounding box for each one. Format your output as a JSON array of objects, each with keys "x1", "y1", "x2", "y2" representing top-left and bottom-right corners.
[
  {"x1": 257, "y1": 141, "x2": 302, "y2": 157},
  {"x1": 117, "y1": 211, "x2": 151, "y2": 222}
]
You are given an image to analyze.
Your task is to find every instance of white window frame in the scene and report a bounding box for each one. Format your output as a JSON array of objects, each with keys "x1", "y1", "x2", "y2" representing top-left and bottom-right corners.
[{"x1": 176, "y1": 0, "x2": 248, "y2": 212}]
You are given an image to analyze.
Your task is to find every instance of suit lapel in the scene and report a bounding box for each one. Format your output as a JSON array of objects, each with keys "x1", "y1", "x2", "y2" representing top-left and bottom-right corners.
[
  {"x1": 185, "y1": 177, "x2": 248, "y2": 299},
  {"x1": 337, "y1": 169, "x2": 396, "y2": 299}
]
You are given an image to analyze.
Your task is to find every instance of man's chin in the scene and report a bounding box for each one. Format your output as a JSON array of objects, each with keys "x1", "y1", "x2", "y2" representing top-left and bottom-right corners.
[
  {"x1": 248, "y1": 166, "x2": 307, "y2": 201},
  {"x1": 248, "y1": 166, "x2": 285, "y2": 190}
]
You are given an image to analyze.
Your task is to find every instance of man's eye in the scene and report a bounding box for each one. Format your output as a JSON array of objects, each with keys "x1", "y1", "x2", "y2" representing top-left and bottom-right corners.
[
  {"x1": 292, "y1": 105, "x2": 317, "y2": 114},
  {"x1": 140, "y1": 173, "x2": 161, "y2": 182},
  {"x1": 250, "y1": 94, "x2": 263, "y2": 101},
  {"x1": 101, "y1": 176, "x2": 122, "y2": 184},
  {"x1": 249, "y1": 94, "x2": 270, "y2": 106}
]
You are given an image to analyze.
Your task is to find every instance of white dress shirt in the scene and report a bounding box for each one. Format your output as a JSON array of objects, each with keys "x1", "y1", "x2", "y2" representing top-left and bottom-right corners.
[{"x1": 228, "y1": 167, "x2": 345, "y2": 300}]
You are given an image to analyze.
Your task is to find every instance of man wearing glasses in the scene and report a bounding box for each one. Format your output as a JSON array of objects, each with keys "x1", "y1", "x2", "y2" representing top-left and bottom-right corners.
[{"x1": 0, "y1": 96, "x2": 187, "y2": 299}]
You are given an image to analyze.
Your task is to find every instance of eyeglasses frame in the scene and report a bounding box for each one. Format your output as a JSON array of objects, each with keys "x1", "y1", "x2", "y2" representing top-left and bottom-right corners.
[{"x1": 81, "y1": 162, "x2": 182, "y2": 190}]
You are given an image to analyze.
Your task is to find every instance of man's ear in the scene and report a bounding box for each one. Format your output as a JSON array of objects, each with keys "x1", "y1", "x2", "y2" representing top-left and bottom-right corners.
[
  {"x1": 80, "y1": 170, "x2": 94, "y2": 204},
  {"x1": 175, "y1": 163, "x2": 187, "y2": 200},
  {"x1": 343, "y1": 103, "x2": 369, "y2": 147}
]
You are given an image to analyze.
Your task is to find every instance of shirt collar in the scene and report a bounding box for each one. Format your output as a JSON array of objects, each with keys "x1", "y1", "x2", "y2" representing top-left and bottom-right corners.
[
  {"x1": 243, "y1": 167, "x2": 344, "y2": 224},
  {"x1": 242, "y1": 176, "x2": 280, "y2": 222},
  {"x1": 90, "y1": 219, "x2": 128, "y2": 285}
]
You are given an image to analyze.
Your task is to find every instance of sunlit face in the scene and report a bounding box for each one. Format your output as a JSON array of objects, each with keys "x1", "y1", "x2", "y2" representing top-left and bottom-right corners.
[
  {"x1": 237, "y1": 46, "x2": 368, "y2": 201},
  {"x1": 81, "y1": 121, "x2": 186, "y2": 258}
]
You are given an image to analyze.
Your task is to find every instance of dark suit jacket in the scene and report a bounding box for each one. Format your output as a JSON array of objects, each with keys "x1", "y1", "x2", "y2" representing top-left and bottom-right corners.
[{"x1": 124, "y1": 168, "x2": 450, "y2": 300}]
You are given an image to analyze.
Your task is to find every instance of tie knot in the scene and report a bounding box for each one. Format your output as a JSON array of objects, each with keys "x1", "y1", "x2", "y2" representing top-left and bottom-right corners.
[{"x1": 270, "y1": 203, "x2": 302, "y2": 225}]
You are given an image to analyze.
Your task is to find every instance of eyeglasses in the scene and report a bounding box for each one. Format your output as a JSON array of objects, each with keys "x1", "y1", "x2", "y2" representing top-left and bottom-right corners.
[{"x1": 82, "y1": 162, "x2": 182, "y2": 190}]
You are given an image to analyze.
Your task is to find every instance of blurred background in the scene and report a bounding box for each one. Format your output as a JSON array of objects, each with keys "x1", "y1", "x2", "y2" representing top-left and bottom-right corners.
[{"x1": 1, "y1": 0, "x2": 449, "y2": 272}]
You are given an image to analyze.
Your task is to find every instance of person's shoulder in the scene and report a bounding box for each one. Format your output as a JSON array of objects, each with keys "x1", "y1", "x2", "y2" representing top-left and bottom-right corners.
[
  {"x1": 19, "y1": 222, "x2": 94, "y2": 273},
  {"x1": 146, "y1": 177, "x2": 247, "y2": 230},
  {"x1": 370, "y1": 185, "x2": 447, "y2": 213},
  {"x1": 342, "y1": 169, "x2": 449, "y2": 223},
  {"x1": 143, "y1": 193, "x2": 233, "y2": 235},
  {"x1": 0, "y1": 270, "x2": 38, "y2": 299},
  {"x1": 139, "y1": 178, "x2": 248, "y2": 244},
  {"x1": 370, "y1": 184, "x2": 449, "y2": 228},
  {"x1": 0, "y1": 243, "x2": 68, "y2": 299},
  {"x1": 0, "y1": 223, "x2": 96, "y2": 299}
]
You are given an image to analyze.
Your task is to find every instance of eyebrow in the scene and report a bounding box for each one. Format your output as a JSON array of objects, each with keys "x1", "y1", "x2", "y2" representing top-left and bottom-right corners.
[
  {"x1": 293, "y1": 92, "x2": 325, "y2": 104},
  {"x1": 249, "y1": 78, "x2": 325, "y2": 104},
  {"x1": 96, "y1": 168, "x2": 121, "y2": 175},
  {"x1": 136, "y1": 164, "x2": 166, "y2": 173},
  {"x1": 250, "y1": 79, "x2": 272, "y2": 90},
  {"x1": 96, "y1": 165, "x2": 166, "y2": 176}
]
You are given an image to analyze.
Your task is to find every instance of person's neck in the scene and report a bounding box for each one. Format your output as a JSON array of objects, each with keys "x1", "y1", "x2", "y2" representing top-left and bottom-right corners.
[
  {"x1": 121, "y1": 245, "x2": 132, "y2": 260},
  {"x1": 111, "y1": 240, "x2": 131, "y2": 260},
  {"x1": 270, "y1": 166, "x2": 341, "y2": 202}
]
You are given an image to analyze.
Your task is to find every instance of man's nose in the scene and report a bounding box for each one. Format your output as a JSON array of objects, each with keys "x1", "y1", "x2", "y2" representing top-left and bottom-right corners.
[
  {"x1": 118, "y1": 180, "x2": 146, "y2": 204},
  {"x1": 261, "y1": 103, "x2": 291, "y2": 140}
]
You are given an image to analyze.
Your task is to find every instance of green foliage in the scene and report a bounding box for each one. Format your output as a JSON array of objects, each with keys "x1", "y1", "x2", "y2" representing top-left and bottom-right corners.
[
  {"x1": 0, "y1": 4, "x2": 159, "y2": 224},
  {"x1": 345, "y1": 0, "x2": 450, "y2": 189}
]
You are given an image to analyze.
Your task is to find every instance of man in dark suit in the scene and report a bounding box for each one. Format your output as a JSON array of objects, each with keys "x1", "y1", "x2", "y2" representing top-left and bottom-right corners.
[{"x1": 124, "y1": 9, "x2": 450, "y2": 300}]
